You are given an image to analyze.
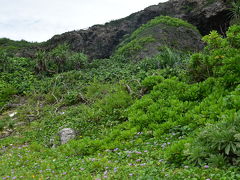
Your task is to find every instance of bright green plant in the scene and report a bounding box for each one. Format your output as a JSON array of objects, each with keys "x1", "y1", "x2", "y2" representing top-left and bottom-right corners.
[
  {"x1": 141, "y1": 75, "x2": 164, "y2": 91},
  {"x1": 226, "y1": 25, "x2": 240, "y2": 48},
  {"x1": 164, "y1": 138, "x2": 192, "y2": 166},
  {"x1": 188, "y1": 25, "x2": 240, "y2": 85},
  {"x1": 0, "y1": 81, "x2": 16, "y2": 109},
  {"x1": 0, "y1": 57, "x2": 36, "y2": 94}
]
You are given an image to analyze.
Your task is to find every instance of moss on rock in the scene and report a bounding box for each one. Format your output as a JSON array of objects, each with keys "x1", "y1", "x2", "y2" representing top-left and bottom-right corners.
[
  {"x1": 115, "y1": 16, "x2": 203, "y2": 61},
  {"x1": 131, "y1": 16, "x2": 200, "y2": 39}
]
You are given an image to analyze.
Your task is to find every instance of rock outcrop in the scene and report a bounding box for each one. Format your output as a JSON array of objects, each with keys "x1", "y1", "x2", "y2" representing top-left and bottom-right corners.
[
  {"x1": 115, "y1": 16, "x2": 203, "y2": 61},
  {"x1": 43, "y1": 0, "x2": 229, "y2": 60},
  {"x1": 59, "y1": 128, "x2": 76, "y2": 145}
]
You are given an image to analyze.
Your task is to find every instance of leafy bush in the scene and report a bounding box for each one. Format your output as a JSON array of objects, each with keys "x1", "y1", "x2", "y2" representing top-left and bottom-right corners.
[
  {"x1": 226, "y1": 25, "x2": 240, "y2": 48},
  {"x1": 128, "y1": 78, "x2": 201, "y2": 131},
  {"x1": 188, "y1": 25, "x2": 240, "y2": 86},
  {"x1": 0, "y1": 81, "x2": 17, "y2": 108},
  {"x1": 136, "y1": 47, "x2": 188, "y2": 72},
  {"x1": 64, "y1": 91, "x2": 83, "y2": 106},
  {"x1": 142, "y1": 75, "x2": 164, "y2": 91},
  {"x1": 0, "y1": 57, "x2": 37, "y2": 94},
  {"x1": 67, "y1": 52, "x2": 88, "y2": 69},
  {"x1": 93, "y1": 88, "x2": 133, "y2": 123},
  {"x1": 188, "y1": 111, "x2": 240, "y2": 166},
  {"x1": 164, "y1": 138, "x2": 192, "y2": 166},
  {"x1": 35, "y1": 44, "x2": 88, "y2": 75}
]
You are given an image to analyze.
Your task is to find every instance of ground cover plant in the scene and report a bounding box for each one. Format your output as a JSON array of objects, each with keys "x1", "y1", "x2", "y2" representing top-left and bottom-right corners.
[{"x1": 0, "y1": 16, "x2": 240, "y2": 179}]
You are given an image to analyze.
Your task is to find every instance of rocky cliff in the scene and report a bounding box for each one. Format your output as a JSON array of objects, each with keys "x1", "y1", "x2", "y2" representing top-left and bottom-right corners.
[{"x1": 42, "y1": 0, "x2": 230, "y2": 59}]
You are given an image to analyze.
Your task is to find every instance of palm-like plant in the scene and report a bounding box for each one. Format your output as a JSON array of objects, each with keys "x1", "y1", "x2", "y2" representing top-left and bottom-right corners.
[{"x1": 228, "y1": 0, "x2": 240, "y2": 25}]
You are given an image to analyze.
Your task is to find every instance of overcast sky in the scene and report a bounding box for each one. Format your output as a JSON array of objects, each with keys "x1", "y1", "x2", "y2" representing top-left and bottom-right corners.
[{"x1": 0, "y1": 0, "x2": 167, "y2": 42}]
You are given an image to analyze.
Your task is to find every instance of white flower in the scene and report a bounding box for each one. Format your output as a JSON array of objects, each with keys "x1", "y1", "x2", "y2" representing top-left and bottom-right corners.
[{"x1": 9, "y1": 112, "x2": 17, "y2": 117}]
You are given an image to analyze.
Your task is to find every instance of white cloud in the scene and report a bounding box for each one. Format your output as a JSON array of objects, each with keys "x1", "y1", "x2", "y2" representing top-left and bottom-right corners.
[{"x1": 0, "y1": 0, "x2": 168, "y2": 42}]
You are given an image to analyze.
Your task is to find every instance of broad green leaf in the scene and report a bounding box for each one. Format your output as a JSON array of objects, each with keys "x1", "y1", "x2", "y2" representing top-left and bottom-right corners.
[{"x1": 225, "y1": 144, "x2": 231, "y2": 155}]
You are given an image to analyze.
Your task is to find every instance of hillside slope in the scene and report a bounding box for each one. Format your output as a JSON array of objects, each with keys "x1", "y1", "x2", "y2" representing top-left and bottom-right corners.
[
  {"x1": 1, "y1": 12, "x2": 240, "y2": 178},
  {"x1": 1, "y1": 0, "x2": 240, "y2": 179}
]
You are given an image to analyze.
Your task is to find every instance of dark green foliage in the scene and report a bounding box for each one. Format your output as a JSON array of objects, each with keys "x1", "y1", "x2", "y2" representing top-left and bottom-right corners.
[
  {"x1": 228, "y1": 0, "x2": 240, "y2": 25},
  {"x1": 0, "y1": 81, "x2": 17, "y2": 110},
  {"x1": 34, "y1": 44, "x2": 88, "y2": 75},
  {"x1": 0, "y1": 50, "x2": 9, "y2": 72},
  {"x1": 64, "y1": 91, "x2": 83, "y2": 106},
  {"x1": 0, "y1": 38, "x2": 35, "y2": 48},
  {"x1": 0, "y1": 38, "x2": 38, "y2": 56}
]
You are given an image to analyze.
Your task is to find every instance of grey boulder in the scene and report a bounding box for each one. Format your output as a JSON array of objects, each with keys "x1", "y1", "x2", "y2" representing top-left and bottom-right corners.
[{"x1": 59, "y1": 128, "x2": 76, "y2": 145}]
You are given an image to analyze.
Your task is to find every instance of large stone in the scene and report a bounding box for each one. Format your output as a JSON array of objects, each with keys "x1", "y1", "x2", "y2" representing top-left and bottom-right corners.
[
  {"x1": 59, "y1": 128, "x2": 76, "y2": 145},
  {"x1": 114, "y1": 16, "x2": 203, "y2": 61}
]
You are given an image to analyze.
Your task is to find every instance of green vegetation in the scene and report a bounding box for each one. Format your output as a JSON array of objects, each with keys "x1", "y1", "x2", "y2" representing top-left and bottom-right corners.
[
  {"x1": 0, "y1": 38, "x2": 39, "y2": 56},
  {"x1": 228, "y1": 0, "x2": 240, "y2": 25},
  {"x1": 35, "y1": 43, "x2": 88, "y2": 75},
  {"x1": 1, "y1": 16, "x2": 240, "y2": 179},
  {"x1": 115, "y1": 36, "x2": 156, "y2": 60},
  {"x1": 131, "y1": 16, "x2": 199, "y2": 39}
]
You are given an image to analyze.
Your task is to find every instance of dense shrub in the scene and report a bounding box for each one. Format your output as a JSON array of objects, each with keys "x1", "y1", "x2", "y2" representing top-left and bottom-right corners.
[
  {"x1": 35, "y1": 44, "x2": 88, "y2": 75},
  {"x1": 128, "y1": 78, "x2": 201, "y2": 131},
  {"x1": 0, "y1": 57, "x2": 37, "y2": 93},
  {"x1": 164, "y1": 138, "x2": 192, "y2": 166},
  {"x1": 188, "y1": 111, "x2": 240, "y2": 166},
  {"x1": 0, "y1": 81, "x2": 17, "y2": 110},
  {"x1": 188, "y1": 25, "x2": 240, "y2": 86}
]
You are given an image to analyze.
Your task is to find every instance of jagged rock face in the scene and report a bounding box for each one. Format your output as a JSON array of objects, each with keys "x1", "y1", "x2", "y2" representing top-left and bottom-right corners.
[
  {"x1": 173, "y1": 0, "x2": 230, "y2": 35},
  {"x1": 44, "y1": 0, "x2": 229, "y2": 59}
]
